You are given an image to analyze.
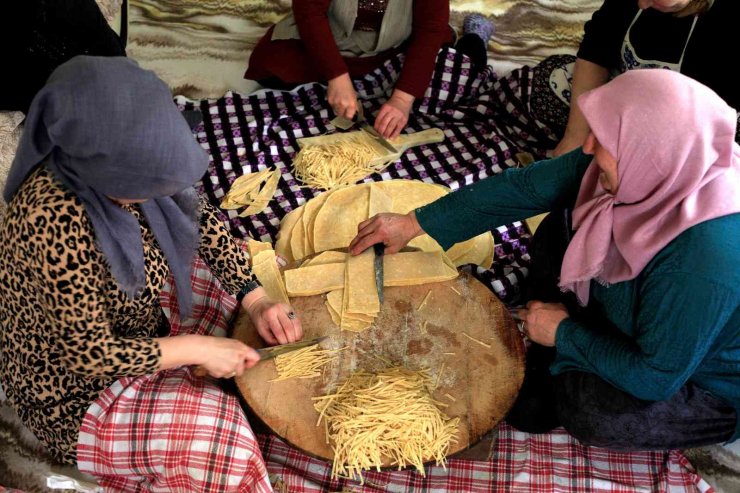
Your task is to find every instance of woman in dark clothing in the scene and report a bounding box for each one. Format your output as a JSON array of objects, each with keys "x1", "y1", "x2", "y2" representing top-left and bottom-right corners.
[
  {"x1": 554, "y1": 0, "x2": 739, "y2": 155},
  {"x1": 246, "y1": 0, "x2": 450, "y2": 140}
]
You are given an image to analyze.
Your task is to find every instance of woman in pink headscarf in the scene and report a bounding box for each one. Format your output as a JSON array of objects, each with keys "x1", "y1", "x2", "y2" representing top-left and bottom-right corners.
[{"x1": 348, "y1": 69, "x2": 740, "y2": 449}]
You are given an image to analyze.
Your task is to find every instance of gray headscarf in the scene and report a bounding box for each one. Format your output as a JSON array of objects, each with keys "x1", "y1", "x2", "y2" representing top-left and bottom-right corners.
[{"x1": 4, "y1": 56, "x2": 209, "y2": 317}]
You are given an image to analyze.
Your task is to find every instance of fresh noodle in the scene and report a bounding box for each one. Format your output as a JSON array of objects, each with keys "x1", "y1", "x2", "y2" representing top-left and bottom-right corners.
[
  {"x1": 270, "y1": 345, "x2": 343, "y2": 382},
  {"x1": 293, "y1": 134, "x2": 392, "y2": 190},
  {"x1": 312, "y1": 367, "x2": 459, "y2": 481},
  {"x1": 462, "y1": 332, "x2": 492, "y2": 348}
]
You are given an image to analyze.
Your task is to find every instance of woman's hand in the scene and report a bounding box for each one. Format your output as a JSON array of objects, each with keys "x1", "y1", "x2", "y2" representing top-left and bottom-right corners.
[
  {"x1": 198, "y1": 336, "x2": 261, "y2": 378},
  {"x1": 375, "y1": 89, "x2": 414, "y2": 140},
  {"x1": 349, "y1": 211, "x2": 423, "y2": 256},
  {"x1": 518, "y1": 301, "x2": 569, "y2": 346},
  {"x1": 242, "y1": 289, "x2": 303, "y2": 345},
  {"x1": 327, "y1": 73, "x2": 358, "y2": 120}
]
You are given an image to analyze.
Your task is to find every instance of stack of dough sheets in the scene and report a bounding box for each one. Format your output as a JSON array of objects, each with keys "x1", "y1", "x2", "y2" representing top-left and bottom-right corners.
[
  {"x1": 275, "y1": 180, "x2": 494, "y2": 332},
  {"x1": 275, "y1": 180, "x2": 494, "y2": 268},
  {"x1": 283, "y1": 249, "x2": 459, "y2": 332}
]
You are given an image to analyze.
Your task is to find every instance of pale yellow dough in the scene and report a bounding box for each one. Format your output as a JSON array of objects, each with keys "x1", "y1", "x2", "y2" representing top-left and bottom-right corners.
[
  {"x1": 221, "y1": 168, "x2": 281, "y2": 217},
  {"x1": 313, "y1": 186, "x2": 370, "y2": 253},
  {"x1": 251, "y1": 250, "x2": 290, "y2": 305},
  {"x1": 278, "y1": 180, "x2": 494, "y2": 268},
  {"x1": 302, "y1": 251, "x2": 347, "y2": 267},
  {"x1": 247, "y1": 238, "x2": 274, "y2": 258},
  {"x1": 275, "y1": 207, "x2": 304, "y2": 263},
  {"x1": 302, "y1": 191, "x2": 331, "y2": 254},
  {"x1": 276, "y1": 180, "x2": 494, "y2": 332},
  {"x1": 345, "y1": 249, "x2": 379, "y2": 314},
  {"x1": 284, "y1": 250, "x2": 458, "y2": 297}
]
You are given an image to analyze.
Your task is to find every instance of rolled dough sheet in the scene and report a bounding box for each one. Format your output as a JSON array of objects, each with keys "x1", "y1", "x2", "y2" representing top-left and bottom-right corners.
[
  {"x1": 275, "y1": 207, "x2": 304, "y2": 263},
  {"x1": 313, "y1": 186, "x2": 370, "y2": 253},
  {"x1": 251, "y1": 250, "x2": 290, "y2": 304},
  {"x1": 344, "y1": 249, "x2": 379, "y2": 314},
  {"x1": 284, "y1": 263, "x2": 344, "y2": 296},
  {"x1": 284, "y1": 250, "x2": 458, "y2": 296},
  {"x1": 302, "y1": 251, "x2": 348, "y2": 267}
]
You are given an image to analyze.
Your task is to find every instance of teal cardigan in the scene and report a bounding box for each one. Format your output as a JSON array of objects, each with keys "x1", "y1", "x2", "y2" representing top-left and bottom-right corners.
[{"x1": 416, "y1": 149, "x2": 740, "y2": 441}]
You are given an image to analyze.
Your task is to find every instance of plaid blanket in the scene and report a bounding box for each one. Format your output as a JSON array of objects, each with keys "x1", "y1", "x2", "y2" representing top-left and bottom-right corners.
[
  {"x1": 258, "y1": 431, "x2": 712, "y2": 493},
  {"x1": 176, "y1": 47, "x2": 560, "y2": 303},
  {"x1": 153, "y1": 256, "x2": 712, "y2": 493},
  {"x1": 76, "y1": 258, "x2": 271, "y2": 493}
]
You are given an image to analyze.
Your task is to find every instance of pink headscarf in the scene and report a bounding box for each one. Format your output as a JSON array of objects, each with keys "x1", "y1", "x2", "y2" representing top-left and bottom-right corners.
[{"x1": 559, "y1": 69, "x2": 740, "y2": 305}]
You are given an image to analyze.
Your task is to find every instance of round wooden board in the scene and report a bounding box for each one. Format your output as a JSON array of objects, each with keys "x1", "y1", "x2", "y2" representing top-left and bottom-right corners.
[{"x1": 233, "y1": 271, "x2": 525, "y2": 465}]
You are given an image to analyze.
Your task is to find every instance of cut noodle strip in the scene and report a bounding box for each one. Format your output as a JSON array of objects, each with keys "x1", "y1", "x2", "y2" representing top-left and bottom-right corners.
[
  {"x1": 293, "y1": 134, "x2": 392, "y2": 190},
  {"x1": 270, "y1": 345, "x2": 343, "y2": 382},
  {"x1": 313, "y1": 367, "x2": 459, "y2": 481}
]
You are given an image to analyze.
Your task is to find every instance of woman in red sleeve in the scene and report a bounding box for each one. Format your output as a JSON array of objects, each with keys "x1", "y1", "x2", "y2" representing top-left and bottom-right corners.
[{"x1": 245, "y1": 0, "x2": 453, "y2": 140}]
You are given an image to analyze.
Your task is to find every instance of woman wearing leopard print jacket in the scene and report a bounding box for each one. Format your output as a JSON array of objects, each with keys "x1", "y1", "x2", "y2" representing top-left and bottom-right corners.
[{"x1": 0, "y1": 56, "x2": 293, "y2": 491}]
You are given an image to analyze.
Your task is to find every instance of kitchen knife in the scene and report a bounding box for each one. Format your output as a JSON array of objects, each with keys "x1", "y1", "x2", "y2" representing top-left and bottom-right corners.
[
  {"x1": 255, "y1": 336, "x2": 329, "y2": 362},
  {"x1": 356, "y1": 102, "x2": 398, "y2": 154},
  {"x1": 193, "y1": 336, "x2": 329, "y2": 377},
  {"x1": 373, "y1": 242, "x2": 385, "y2": 304}
]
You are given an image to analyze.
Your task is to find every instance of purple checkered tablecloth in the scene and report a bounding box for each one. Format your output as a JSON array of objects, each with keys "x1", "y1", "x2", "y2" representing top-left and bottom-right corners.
[{"x1": 177, "y1": 47, "x2": 560, "y2": 303}]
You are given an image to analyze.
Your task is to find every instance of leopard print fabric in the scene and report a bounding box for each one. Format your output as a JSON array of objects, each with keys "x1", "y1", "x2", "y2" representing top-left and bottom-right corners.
[{"x1": 0, "y1": 166, "x2": 255, "y2": 464}]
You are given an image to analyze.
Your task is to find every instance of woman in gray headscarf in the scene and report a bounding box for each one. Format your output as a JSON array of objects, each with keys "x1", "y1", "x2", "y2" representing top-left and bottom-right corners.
[{"x1": 0, "y1": 56, "x2": 294, "y2": 491}]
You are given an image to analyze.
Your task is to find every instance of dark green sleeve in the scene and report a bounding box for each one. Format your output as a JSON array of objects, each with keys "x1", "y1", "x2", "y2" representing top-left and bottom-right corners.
[
  {"x1": 415, "y1": 148, "x2": 592, "y2": 249},
  {"x1": 552, "y1": 273, "x2": 737, "y2": 401}
]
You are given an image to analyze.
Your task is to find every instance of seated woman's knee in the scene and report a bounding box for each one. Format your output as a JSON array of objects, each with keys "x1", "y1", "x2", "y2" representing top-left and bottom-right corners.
[{"x1": 553, "y1": 372, "x2": 643, "y2": 449}]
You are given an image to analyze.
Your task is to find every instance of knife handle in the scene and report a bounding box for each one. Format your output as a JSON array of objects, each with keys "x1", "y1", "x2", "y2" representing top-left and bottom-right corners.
[
  {"x1": 391, "y1": 128, "x2": 445, "y2": 150},
  {"x1": 192, "y1": 352, "x2": 266, "y2": 378}
]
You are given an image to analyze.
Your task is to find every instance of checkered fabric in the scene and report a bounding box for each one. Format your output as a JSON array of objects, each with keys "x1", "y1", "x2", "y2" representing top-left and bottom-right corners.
[
  {"x1": 76, "y1": 259, "x2": 271, "y2": 493},
  {"x1": 108, "y1": 255, "x2": 709, "y2": 493},
  {"x1": 176, "y1": 47, "x2": 554, "y2": 303},
  {"x1": 257, "y1": 428, "x2": 713, "y2": 493}
]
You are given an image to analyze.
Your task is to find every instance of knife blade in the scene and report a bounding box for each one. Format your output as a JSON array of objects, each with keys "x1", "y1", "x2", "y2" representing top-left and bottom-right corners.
[
  {"x1": 193, "y1": 336, "x2": 328, "y2": 376},
  {"x1": 373, "y1": 243, "x2": 385, "y2": 304},
  {"x1": 355, "y1": 102, "x2": 398, "y2": 154},
  {"x1": 255, "y1": 336, "x2": 329, "y2": 361}
]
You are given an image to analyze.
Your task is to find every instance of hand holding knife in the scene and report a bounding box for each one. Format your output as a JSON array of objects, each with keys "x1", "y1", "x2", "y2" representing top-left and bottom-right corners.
[{"x1": 193, "y1": 336, "x2": 328, "y2": 378}]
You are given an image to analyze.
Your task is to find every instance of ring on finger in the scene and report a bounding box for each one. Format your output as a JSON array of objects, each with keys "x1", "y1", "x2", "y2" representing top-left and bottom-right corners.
[{"x1": 287, "y1": 311, "x2": 296, "y2": 320}]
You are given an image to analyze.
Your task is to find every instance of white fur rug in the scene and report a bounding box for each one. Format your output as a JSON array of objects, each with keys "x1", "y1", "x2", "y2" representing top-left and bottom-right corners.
[{"x1": 0, "y1": 395, "x2": 100, "y2": 492}]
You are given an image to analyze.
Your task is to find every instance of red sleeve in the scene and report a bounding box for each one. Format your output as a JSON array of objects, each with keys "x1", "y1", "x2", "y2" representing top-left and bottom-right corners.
[
  {"x1": 395, "y1": 0, "x2": 451, "y2": 99},
  {"x1": 293, "y1": 0, "x2": 349, "y2": 81}
]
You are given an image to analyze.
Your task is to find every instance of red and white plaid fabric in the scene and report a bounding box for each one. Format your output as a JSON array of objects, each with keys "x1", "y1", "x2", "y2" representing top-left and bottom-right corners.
[
  {"x1": 257, "y1": 427, "x2": 713, "y2": 492},
  {"x1": 80, "y1": 255, "x2": 715, "y2": 492},
  {"x1": 76, "y1": 258, "x2": 272, "y2": 492}
]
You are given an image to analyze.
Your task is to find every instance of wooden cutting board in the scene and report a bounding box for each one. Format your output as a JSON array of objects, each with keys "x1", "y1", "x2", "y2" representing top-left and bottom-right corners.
[
  {"x1": 297, "y1": 127, "x2": 446, "y2": 167},
  {"x1": 233, "y1": 272, "x2": 525, "y2": 466}
]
